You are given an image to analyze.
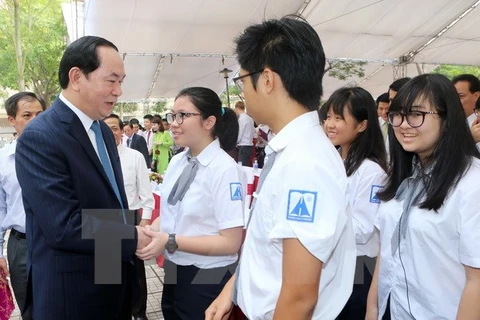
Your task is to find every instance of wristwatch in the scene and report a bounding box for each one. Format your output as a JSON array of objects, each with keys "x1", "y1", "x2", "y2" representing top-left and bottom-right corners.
[{"x1": 165, "y1": 233, "x2": 178, "y2": 254}]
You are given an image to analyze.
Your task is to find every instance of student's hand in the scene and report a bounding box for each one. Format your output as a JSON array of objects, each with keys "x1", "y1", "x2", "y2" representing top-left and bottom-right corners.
[
  {"x1": 135, "y1": 226, "x2": 168, "y2": 260},
  {"x1": 205, "y1": 288, "x2": 234, "y2": 320},
  {"x1": 136, "y1": 226, "x2": 152, "y2": 250},
  {"x1": 471, "y1": 118, "x2": 480, "y2": 143},
  {"x1": 0, "y1": 258, "x2": 9, "y2": 284}
]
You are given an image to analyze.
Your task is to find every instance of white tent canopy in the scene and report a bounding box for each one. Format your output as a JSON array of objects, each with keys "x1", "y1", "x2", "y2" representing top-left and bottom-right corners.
[{"x1": 78, "y1": 0, "x2": 480, "y2": 102}]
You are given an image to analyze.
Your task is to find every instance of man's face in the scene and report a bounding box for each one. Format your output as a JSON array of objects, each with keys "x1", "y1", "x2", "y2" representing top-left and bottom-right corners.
[
  {"x1": 454, "y1": 81, "x2": 479, "y2": 117},
  {"x1": 162, "y1": 120, "x2": 170, "y2": 131},
  {"x1": 104, "y1": 117, "x2": 122, "y2": 146},
  {"x1": 377, "y1": 101, "x2": 389, "y2": 121},
  {"x1": 8, "y1": 99, "x2": 44, "y2": 137},
  {"x1": 144, "y1": 119, "x2": 152, "y2": 130},
  {"x1": 76, "y1": 46, "x2": 126, "y2": 120},
  {"x1": 124, "y1": 125, "x2": 133, "y2": 137}
]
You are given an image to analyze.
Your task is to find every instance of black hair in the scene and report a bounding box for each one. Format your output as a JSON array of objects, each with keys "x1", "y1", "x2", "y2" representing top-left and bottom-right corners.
[
  {"x1": 324, "y1": 87, "x2": 387, "y2": 176},
  {"x1": 104, "y1": 113, "x2": 123, "y2": 130},
  {"x1": 378, "y1": 74, "x2": 480, "y2": 210},
  {"x1": 5, "y1": 92, "x2": 46, "y2": 117},
  {"x1": 317, "y1": 102, "x2": 328, "y2": 123},
  {"x1": 389, "y1": 77, "x2": 411, "y2": 93},
  {"x1": 175, "y1": 87, "x2": 239, "y2": 152},
  {"x1": 452, "y1": 74, "x2": 480, "y2": 93},
  {"x1": 58, "y1": 36, "x2": 118, "y2": 89},
  {"x1": 235, "y1": 15, "x2": 325, "y2": 111},
  {"x1": 152, "y1": 115, "x2": 165, "y2": 132},
  {"x1": 376, "y1": 92, "x2": 389, "y2": 106},
  {"x1": 129, "y1": 118, "x2": 139, "y2": 125},
  {"x1": 143, "y1": 114, "x2": 153, "y2": 121}
]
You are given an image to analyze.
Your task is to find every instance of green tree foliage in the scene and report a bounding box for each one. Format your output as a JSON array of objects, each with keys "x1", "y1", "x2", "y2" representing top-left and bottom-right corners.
[
  {"x1": 325, "y1": 60, "x2": 367, "y2": 81},
  {"x1": 0, "y1": 0, "x2": 67, "y2": 106},
  {"x1": 432, "y1": 64, "x2": 480, "y2": 80},
  {"x1": 151, "y1": 100, "x2": 168, "y2": 114},
  {"x1": 114, "y1": 102, "x2": 138, "y2": 115},
  {"x1": 220, "y1": 85, "x2": 242, "y2": 107}
]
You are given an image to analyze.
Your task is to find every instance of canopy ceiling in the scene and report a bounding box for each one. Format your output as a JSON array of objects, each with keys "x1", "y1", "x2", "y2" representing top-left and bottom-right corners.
[{"x1": 78, "y1": 0, "x2": 480, "y2": 102}]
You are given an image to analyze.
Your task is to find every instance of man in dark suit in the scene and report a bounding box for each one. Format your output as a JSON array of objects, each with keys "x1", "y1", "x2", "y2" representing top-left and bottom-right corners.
[
  {"x1": 125, "y1": 123, "x2": 149, "y2": 167},
  {"x1": 15, "y1": 36, "x2": 151, "y2": 320}
]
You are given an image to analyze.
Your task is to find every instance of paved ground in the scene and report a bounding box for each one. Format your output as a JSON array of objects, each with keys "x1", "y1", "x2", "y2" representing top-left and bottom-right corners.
[{"x1": 4, "y1": 230, "x2": 166, "y2": 320}]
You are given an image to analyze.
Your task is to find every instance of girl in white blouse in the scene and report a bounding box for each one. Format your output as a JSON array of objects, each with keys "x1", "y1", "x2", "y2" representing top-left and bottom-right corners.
[
  {"x1": 366, "y1": 74, "x2": 480, "y2": 320},
  {"x1": 137, "y1": 87, "x2": 245, "y2": 320},
  {"x1": 322, "y1": 87, "x2": 387, "y2": 319}
]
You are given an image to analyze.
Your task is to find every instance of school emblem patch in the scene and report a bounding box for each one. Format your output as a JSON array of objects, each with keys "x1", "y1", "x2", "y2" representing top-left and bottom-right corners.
[
  {"x1": 230, "y1": 182, "x2": 243, "y2": 201},
  {"x1": 286, "y1": 190, "x2": 317, "y2": 223},
  {"x1": 369, "y1": 185, "x2": 383, "y2": 204}
]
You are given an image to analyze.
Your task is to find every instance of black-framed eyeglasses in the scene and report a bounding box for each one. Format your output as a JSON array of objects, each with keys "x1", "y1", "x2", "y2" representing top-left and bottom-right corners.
[
  {"x1": 232, "y1": 70, "x2": 263, "y2": 92},
  {"x1": 165, "y1": 112, "x2": 201, "y2": 125},
  {"x1": 387, "y1": 110, "x2": 440, "y2": 128}
]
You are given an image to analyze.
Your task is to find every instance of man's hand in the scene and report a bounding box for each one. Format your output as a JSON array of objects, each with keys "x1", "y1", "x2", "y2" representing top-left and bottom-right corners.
[
  {"x1": 0, "y1": 258, "x2": 9, "y2": 284},
  {"x1": 136, "y1": 226, "x2": 152, "y2": 250},
  {"x1": 139, "y1": 219, "x2": 151, "y2": 227},
  {"x1": 205, "y1": 277, "x2": 235, "y2": 320},
  {"x1": 471, "y1": 118, "x2": 480, "y2": 143},
  {"x1": 136, "y1": 226, "x2": 168, "y2": 260}
]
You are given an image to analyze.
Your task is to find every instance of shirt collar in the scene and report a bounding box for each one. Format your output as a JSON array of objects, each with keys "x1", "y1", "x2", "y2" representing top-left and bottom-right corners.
[
  {"x1": 59, "y1": 93, "x2": 94, "y2": 132},
  {"x1": 2, "y1": 140, "x2": 16, "y2": 157},
  {"x1": 188, "y1": 139, "x2": 221, "y2": 166},
  {"x1": 266, "y1": 111, "x2": 320, "y2": 156}
]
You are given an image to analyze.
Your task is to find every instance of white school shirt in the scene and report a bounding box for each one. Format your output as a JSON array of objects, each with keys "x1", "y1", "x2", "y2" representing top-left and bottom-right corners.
[
  {"x1": 347, "y1": 159, "x2": 386, "y2": 257},
  {"x1": 160, "y1": 139, "x2": 246, "y2": 268},
  {"x1": 375, "y1": 158, "x2": 480, "y2": 320},
  {"x1": 117, "y1": 144, "x2": 154, "y2": 220},
  {"x1": 237, "y1": 111, "x2": 356, "y2": 320},
  {"x1": 0, "y1": 141, "x2": 25, "y2": 258}
]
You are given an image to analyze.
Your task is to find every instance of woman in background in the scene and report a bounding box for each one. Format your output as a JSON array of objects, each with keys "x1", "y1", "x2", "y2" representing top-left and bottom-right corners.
[{"x1": 151, "y1": 115, "x2": 174, "y2": 174}]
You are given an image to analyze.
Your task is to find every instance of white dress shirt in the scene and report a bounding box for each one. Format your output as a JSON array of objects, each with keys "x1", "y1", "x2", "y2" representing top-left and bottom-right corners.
[
  {"x1": 160, "y1": 139, "x2": 246, "y2": 268},
  {"x1": 117, "y1": 144, "x2": 154, "y2": 219},
  {"x1": 347, "y1": 159, "x2": 386, "y2": 257},
  {"x1": 237, "y1": 113, "x2": 255, "y2": 146},
  {"x1": 142, "y1": 129, "x2": 154, "y2": 152},
  {"x1": 467, "y1": 113, "x2": 480, "y2": 151},
  {"x1": 0, "y1": 141, "x2": 25, "y2": 258},
  {"x1": 375, "y1": 158, "x2": 480, "y2": 319},
  {"x1": 237, "y1": 111, "x2": 356, "y2": 320}
]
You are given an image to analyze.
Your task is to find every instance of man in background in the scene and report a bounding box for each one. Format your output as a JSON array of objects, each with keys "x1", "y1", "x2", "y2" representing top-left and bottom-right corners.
[{"x1": 234, "y1": 101, "x2": 255, "y2": 166}]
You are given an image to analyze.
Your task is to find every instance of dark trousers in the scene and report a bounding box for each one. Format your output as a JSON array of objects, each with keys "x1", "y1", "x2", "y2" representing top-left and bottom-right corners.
[
  {"x1": 132, "y1": 257, "x2": 148, "y2": 317},
  {"x1": 7, "y1": 231, "x2": 32, "y2": 320},
  {"x1": 161, "y1": 259, "x2": 236, "y2": 320},
  {"x1": 237, "y1": 146, "x2": 254, "y2": 167},
  {"x1": 337, "y1": 256, "x2": 376, "y2": 320}
]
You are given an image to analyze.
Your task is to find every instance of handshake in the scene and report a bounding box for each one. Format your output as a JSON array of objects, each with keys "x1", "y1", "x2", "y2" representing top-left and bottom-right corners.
[{"x1": 135, "y1": 224, "x2": 168, "y2": 261}]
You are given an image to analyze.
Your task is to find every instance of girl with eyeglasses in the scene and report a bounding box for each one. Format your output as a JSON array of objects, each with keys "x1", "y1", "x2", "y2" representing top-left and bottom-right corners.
[
  {"x1": 366, "y1": 74, "x2": 480, "y2": 320},
  {"x1": 322, "y1": 87, "x2": 388, "y2": 320},
  {"x1": 136, "y1": 87, "x2": 246, "y2": 320}
]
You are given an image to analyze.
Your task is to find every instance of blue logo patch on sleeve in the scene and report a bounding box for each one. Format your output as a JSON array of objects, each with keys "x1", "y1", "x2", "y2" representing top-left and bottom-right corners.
[
  {"x1": 369, "y1": 185, "x2": 383, "y2": 204},
  {"x1": 286, "y1": 190, "x2": 317, "y2": 223},
  {"x1": 230, "y1": 182, "x2": 243, "y2": 201}
]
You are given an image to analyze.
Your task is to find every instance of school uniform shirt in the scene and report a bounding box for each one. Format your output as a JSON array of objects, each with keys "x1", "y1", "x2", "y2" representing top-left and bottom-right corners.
[
  {"x1": 347, "y1": 159, "x2": 386, "y2": 257},
  {"x1": 375, "y1": 158, "x2": 480, "y2": 319},
  {"x1": 237, "y1": 111, "x2": 356, "y2": 320},
  {"x1": 160, "y1": 139, "x2": 246, "y2": 269},
  {"x1": 0, "y1": 141, "x2": 25, "y2": 258},
  {"x1": 117, "y1": 144, "x2": 154, "y2": 219}
]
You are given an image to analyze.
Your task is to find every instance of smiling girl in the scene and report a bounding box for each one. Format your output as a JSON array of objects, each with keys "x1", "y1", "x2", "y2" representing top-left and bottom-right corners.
[
  {"x1": 366, "y1": 74, "x2": 480, "y2": 320},
  {"x1": 322, "y1": 87, "x2": 388, "y2": 319}
]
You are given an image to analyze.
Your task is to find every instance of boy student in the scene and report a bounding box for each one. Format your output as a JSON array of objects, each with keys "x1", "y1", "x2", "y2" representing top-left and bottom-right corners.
[{"x1": 206, "y1": 16, "x2": 356, "y2": 320}]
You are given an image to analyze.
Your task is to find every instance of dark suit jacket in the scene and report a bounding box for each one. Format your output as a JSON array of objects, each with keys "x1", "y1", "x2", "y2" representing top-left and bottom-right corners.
[
  {"x1": 15, "y1": 97, "x2": 138, "y2": 320},
  {"x1": 129, "y1": 133, "x2": 149, "y2": 167}
]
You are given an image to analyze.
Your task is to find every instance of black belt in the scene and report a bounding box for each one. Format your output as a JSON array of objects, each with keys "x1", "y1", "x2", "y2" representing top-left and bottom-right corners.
[{"x1": 10, "y1": 229, "x2": 26, "y2": 240}]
